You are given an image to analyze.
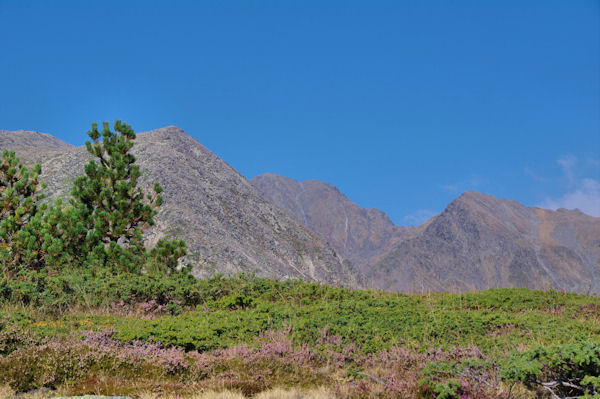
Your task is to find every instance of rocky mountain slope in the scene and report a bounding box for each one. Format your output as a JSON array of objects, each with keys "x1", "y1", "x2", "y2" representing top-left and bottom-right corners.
[
  {"x1": 373, "y1": 191, "x2": 600, "y2": 293},
  {"x1": 0, "y1": 128, "x2": 359, "y2": 287},
  {"x1": 252, "y1": 174, "x2": 600, "y2": 294},
  {"x1": 250, "y1": 173, "x2": 413, "y2": 265}
]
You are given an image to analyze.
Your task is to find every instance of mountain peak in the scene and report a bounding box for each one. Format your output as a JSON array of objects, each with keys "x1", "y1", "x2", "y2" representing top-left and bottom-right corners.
[
  {"x1": 454, "y1": 190, "x2": 504, "y2": 204},
  {"x1": 450, "y1": 191, "x2": 528, "y2": 216},
  {"x1": 138, "y1": 125, "x2": 190, "y2": 140},
  {"x1": 148, "y1": 125, "x2": 185, "y2": 133},
  {"x1": 253, "y1": 174, "x2": 600, "y2": 294},
  {"x1": 2, "y1": 127, "x2": 599, "y2": 294}
]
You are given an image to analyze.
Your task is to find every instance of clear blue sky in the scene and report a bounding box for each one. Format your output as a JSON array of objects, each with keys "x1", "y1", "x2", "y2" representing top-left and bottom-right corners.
[{"x1": 1, "y1": 0, "x2": 599, "y2": 224}]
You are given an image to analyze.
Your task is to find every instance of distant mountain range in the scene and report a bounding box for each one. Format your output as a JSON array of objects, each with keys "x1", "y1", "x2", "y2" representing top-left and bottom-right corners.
[
  {"x1": 2, "y1": 127, "x2": 599, "y2": 294},
  {"x1": 252, "y1": 174, "x2": 600, "y2": 294}
]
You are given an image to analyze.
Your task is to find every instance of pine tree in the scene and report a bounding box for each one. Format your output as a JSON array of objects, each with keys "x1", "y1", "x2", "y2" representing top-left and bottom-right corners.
[
  {"x1": 0, "y1": 150, "x2": 45, "y2": 275},
  {"x1": 39, "y1": 198, "x2": 89, "y2": 269},
  {"x1": 0, "y1": 121, "x2": 186, "y2": 277},
  {"x1": 71, "y1": 121, "x2": 167, "y2": 271}
]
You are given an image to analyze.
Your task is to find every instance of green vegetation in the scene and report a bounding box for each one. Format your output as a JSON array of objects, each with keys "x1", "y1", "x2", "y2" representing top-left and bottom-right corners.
[
  {"x1": 0, "y1": 121, "x2": 598, "y2": 398},
  {"x1": 0, "y1": 149, "x2": 45, "y2": 275},
  {"x1": 9, "y1": 276, "x2": 597, "y2": 353},
  {"x1": 502, "y1": 341, "x2": 600, "y2": 398},
  {"x1": 70, "y1": 121, "x2": 184, "y2": 272},
  {"x1": 0, "y1": 274, "x2": 598, "y2": 398}
]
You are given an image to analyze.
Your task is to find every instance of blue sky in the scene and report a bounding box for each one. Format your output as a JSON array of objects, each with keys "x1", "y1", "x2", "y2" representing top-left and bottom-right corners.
[{"x1": 1, "y1": 1, "x2": 599, "y2": 224}]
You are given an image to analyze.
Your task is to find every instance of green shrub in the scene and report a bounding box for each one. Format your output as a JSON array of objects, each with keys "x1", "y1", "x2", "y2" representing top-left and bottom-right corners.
[{"x1": 501, "y1": 342, "x2": 600, "y2": 397}]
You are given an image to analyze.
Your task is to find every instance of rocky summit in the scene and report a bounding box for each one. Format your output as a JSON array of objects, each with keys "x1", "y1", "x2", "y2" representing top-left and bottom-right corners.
[
  {"x1": 252, "y1": 174, "x2": 600, "y2": 294},
  {"x1": 0, "y1": 127, "x2": 360, "y2": 288}
]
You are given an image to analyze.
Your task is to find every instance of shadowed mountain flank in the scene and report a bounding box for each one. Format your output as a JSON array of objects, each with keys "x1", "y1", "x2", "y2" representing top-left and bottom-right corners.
[
  {"x1": 250, "y1": 173, "x2": 413, "y2": 265},
  {"x1": 0, "y1": 127, "x2": 360, "y2": 287},
  {"x1": 252, "y1": 175, "x2": 600, "y2": 294}
]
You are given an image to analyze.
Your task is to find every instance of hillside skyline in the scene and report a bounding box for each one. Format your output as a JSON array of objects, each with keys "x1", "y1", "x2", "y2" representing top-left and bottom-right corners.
[{"x1": 1, "y1": 1, "x2": 599, "y2": 224}]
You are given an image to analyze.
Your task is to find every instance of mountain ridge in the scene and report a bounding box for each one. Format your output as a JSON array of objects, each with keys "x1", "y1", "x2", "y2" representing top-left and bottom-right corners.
[
  {"x1": 2, "y1": 128, "x2": 598, "y2": 294},
  {"x1": 252, "y1": 173, "x2": 600, "y2": 294}
]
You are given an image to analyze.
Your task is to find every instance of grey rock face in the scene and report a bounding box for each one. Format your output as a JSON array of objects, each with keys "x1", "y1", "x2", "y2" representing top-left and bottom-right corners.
[{"x1": 0, "y1": 128, "x2": 360, "y2": 288}]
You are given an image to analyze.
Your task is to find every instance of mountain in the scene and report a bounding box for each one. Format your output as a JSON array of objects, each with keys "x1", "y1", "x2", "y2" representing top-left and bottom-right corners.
[
  {"x1": 250, "y1": 174, "x2": 413, "y2": 264},
  {"x1": 3, "y1": 128, "x2": 599, "y2": 294},
  {"x1": 373, "y1": 191, "x2": 600, "y2": 293},
  {"x1": 251, "y1": 174, "x2": 600, "y2": 294},
  {"x1": 0, "y1": 128, "x2": 360, "y2": 287}
]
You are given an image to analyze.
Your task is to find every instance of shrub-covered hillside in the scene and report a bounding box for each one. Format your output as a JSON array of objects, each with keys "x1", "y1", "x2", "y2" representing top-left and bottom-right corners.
[{"x1": 0, "y1": 274, "x2": 599, "y2": 398}]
